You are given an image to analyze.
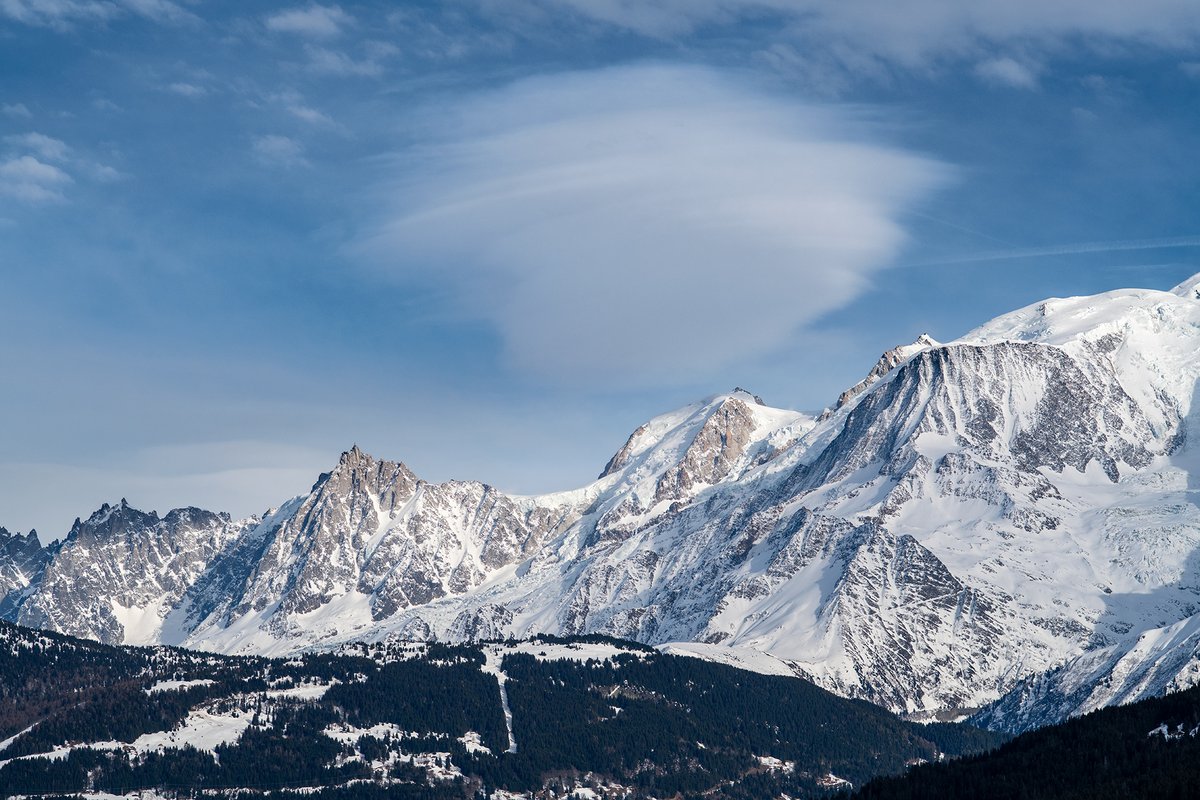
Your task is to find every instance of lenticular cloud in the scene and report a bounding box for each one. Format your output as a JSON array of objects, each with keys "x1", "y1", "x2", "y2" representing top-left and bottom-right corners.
[{"x1": 359, "y1": 64, "x2": 948, "y2": 384}]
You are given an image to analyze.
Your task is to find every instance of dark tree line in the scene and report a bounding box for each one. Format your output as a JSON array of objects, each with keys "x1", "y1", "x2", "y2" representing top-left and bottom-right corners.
[
  {"x1": 854, "y1": 683, "x2": 1200, "y2": 800},
  {"x1": 0, "y1": 624, "x2": 1003, "y2": 799}
]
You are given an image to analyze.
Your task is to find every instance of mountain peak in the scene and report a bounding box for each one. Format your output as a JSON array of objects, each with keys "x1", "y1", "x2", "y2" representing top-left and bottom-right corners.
[
  {"x1": 77, "y1": 500, "x2": 160, "y2": 534},
  {"x1": 308, "y1": 445, "x2": 383, "y2": 493},
  {"x1": 730, "y1": 387, "x2": 766, "y2": 406},
  {"x1": 337, "y1": 443, "x2": 373, "y2": 467},
  {"x1": 9, "y1": 270, "x2": 1200, "y2": 725},
  {"x1": 1170, "y1": 272, "x2": 1200, "y2": 300},
  {"x1": 833, "y1": 333, "x2": 941, "y2": 411}
]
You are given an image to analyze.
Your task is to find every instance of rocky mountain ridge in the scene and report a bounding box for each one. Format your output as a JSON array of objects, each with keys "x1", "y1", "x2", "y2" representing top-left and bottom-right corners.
[{"x1": 2, "y1": 273, "x2": 1199, "y2": 729}]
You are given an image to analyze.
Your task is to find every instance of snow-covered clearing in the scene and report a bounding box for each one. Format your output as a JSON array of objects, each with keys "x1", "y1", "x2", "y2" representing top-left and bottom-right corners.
[
  {"x1": 144, "y1": 678, "x2": 214, "y2": 694},
  {"x1": 481, "y1": 647, "x2": 518, "y2": 753},
  {"x1": 0, "y1": 706, "x2": 253, "y2": 767}
]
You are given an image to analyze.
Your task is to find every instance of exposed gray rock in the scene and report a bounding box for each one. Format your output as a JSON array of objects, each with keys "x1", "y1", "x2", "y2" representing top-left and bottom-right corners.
[
  {"x1": 2, "y1": 275, "x2": 1199, "y2": 725},
  {"x1": 8, "y1": 501, "x2": 249, "y2": 645}
]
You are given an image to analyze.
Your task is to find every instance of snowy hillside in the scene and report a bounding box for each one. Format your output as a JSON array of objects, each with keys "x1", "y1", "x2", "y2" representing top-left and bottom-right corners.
[
  {"x1": 973, "y1": 610, "x2": 1200, "y2": 734},
  {"x1": 1, "y1": 273, "x2": 1199, "y2": 723},
  {"x1": 0, "y1": 624, "x2": 1000, "y2": 799}
]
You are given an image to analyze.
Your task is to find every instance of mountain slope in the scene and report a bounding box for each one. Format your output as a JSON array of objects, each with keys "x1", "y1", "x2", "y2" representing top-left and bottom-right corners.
[
  {"x1": 11, "y1": 502, "x2": 252, "y2": 645},
  {"x1": 2, "y1": 273, "x2": 1199, "y2": 724},
  {"x1": 973, "y1": 610, "x2": 1200, "y2": 734},
  {"x1": 0, "y1": 527, "x2": 46, "y2": 608},
  {"x1": 173, "y1": 445, "x2": 582, "y2": 653}
]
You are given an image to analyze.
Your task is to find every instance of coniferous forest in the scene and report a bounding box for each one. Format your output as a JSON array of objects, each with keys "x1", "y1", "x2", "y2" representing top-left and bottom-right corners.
[
  {"x1": 852, "y1": 681, "x2": 1200, "y2": 800},
  {"x1": 10, "y1": 619, "x2": 1200, "y2": 799},
  {"x1": 0, "y1": 623, "x2": 1000, "y2": 799}
]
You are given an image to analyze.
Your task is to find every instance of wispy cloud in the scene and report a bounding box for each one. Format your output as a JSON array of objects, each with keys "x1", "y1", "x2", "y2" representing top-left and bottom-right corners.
[
  {"x1": 265, "y1": 4, "x2": 352, "y2": 38},
  {"x1": 0, "y1": 0, "x2": 195, "y2": 28},
  {"x1": 167, "y1": 81, "x2": 208, "y2": 97},
  {"x1": 118, "y1": 0, "x2": 196, "y2": 24},
  {"x1": 915, "y1": 236, "x2": 1200, "y2": 266},
  {"x1": 252, "y1": 134, "x2": 308, "y2": 168},
  {"x1": 287, "y1": 103, "x2": 334, "y2": 125},
  {"x1": 82, "y1": 162, "x2": 125, "y2": 182},
  {"x1": 2, "y1": 131, "x2": 122, "y2": 200},
  {"x1": 4, "y1": 132, "x2": 70, "y2": 161},
  {"x1": 502, "y1": 0, "x2": 1200, "y2": 66},
  {"x1": 0, "y1": 0, "x2": 116, "y2": 27},
  {"x1": 0, "y1": 155, "x2": 73, "y2": 203},
  {"x1": 356, "y1": 64, "x2": 948, "y2": 384},
  {"x1": 2, "y1": 103, "x2": 32, "y2": 118},
  {"x1": 974, "y1": 57, "x2": 1039, "y2": 89},
  {"x1": 302, "y1": 41, "x2": 397, "y2": 76},
  {"x1": 272, "y1": 90, "x2": 338, "y2": 127}
]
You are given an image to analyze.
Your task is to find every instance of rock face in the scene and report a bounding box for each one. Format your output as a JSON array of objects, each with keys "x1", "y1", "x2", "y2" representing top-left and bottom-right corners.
[
  {"x1": 832, "y1": 333, "x2": 940, "y2": 411},
  {"x1": 0, "y1": 527, "x2": 48, "y2": 607},
  {"x1": 11, "y1": 502, "x2": 250, "y2": 645},
  {"x1": 973, "y1": 610, "x2": 1200, "y2": 734},
  {"x1": 2, "y1": 274, "x2": 1200, "y2": 725},
  {"x1": 173, "y1": 445, "x2": 577, "y2": 652}
]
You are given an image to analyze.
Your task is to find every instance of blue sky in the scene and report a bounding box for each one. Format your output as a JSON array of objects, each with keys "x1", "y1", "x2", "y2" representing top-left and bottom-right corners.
[{"x1": 2, "y1": 0, "x2": 1200, "y2": 537}]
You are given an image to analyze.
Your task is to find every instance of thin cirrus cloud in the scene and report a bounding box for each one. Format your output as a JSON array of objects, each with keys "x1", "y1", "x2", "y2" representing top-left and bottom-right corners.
[
  {"x1": 252, "y1": 134, "x2": 307, "y2": 168},
  {"x1": 167, "y1": 81, "x2": 208, "y2": 97},
  {"x1": 265, "y1": 4, "x2": 352, "y2": 38},
  {"x1": 974, "y1": 57, "x2": 1040, "y2": 89},
  {"x1": 272, "y1": 91, "x2": 338, "y2": 127},
  {"x1": 0, "y1": 0, "x2": 195, "y2": 27},
  {"x1": 356, "y1": 64, "x2": 949, "y2": 385},
  {"x1": 526, "y1": 0, "x2": 1200, "y2": 58},
  {"x1": 302, "y1": 41, "x2": 398, "y2": 76}
]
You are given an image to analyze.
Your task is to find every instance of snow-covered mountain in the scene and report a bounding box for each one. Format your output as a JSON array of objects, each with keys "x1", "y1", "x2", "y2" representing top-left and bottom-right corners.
[
  {"x1": 0, "y1": 527, "x2": 47, "y2": 610},
  {"x1": 172, "y1": 445, "x2": 583, "y2": 652},
  {"x1": 9, "y1": 502, "x2": 252, "y2": 644},
  {"x1": 3, "y1": 272, "x2": 1200, "y2": 724},
  {"x1": 973, "y1": 610, "x2": 1200, "y2": 734}
]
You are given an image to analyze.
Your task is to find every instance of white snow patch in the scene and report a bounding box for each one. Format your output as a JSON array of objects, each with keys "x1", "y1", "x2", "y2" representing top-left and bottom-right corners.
[
  {"x1": 755, "y1": 754, "x2": 796, "y2": 773},
  {"x1": 504, "y1": 640, "x2": 648, "y2": 664},
  {"x1": 324, "y1": 722, "x2": 410, "y2": 744},
  {"x1": 145, "y1": 679, "x2": 215, "y2": 694},
  {"x1": 0, "y1": 706, "x2": 253, "y2": 767},
  {"x1": 112, "y1": 598, "x2": 168, "y2": 646},
  {"x1": 0, "y1": 723, "x2": 38, "y2": 755},
  {"x1": 658, "y1": 642, "x2": 805, "y2": 678},
  {"x1": 458, "y1": 730, "x2": 493, "y2": 755},
  {"x1": 266, "y1": 680, "x2": 337, "y2": 700},
  {"x1": 126, "y1": 707, "x2": 253, "y2": 754},
  {"x1": 1148, "y1": 722, "x2": 1199, "y2": 741},
  {"x1": 481, "y1": 647, "x2": 518, "y2": 753},
  {"x1": 817, "y1": 772, "x2": 853, "y2": 789}
]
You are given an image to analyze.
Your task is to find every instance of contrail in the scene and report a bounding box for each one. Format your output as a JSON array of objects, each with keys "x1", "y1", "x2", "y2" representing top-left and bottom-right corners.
[{"x1": 914, "y1": 235, "x2": 1200, "y2": 266}]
